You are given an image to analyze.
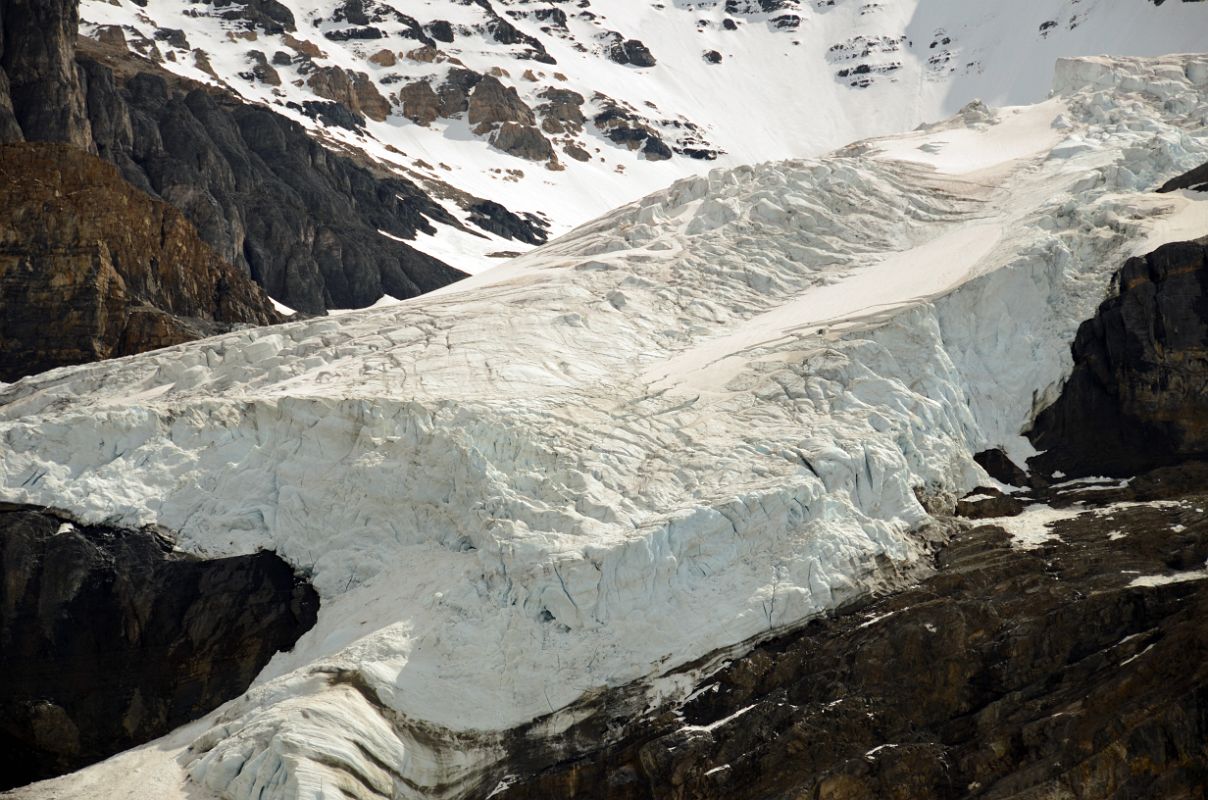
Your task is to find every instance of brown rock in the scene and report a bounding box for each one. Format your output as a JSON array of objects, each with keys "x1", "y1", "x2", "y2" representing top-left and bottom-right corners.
[
  {"x1": 281, "y1": 33, "x2": 324, "y2": 58},
  {"x1": 405, "y1": 45, "x2": 440, "y2": 63},
  {"x1": 467, "y1": 74, "x2": 536, "y2": 129},
  {"x1": 0, "y1": 143, "x2": 282, "y2": 381},
  {"x1": 307, "y1": 66, "x2": 389, "y2": 122},
  {"x1": 490, "y1": 121, "x2": 554, "y2": 162},
  {"x1": 94, "y1": 25, "x2": 127, "y2": 49},
  {"x1": 397, "y1": 80, "x2": 440, "y2": 126},
  {"x1": 368, "y1": 48, "x2": 396, "y2": 67},
  {"x1": 491, "y1": 468, "x2": 1208, "y2": 800},
  {"x1": 537, "y1": 86, "x2": 586, "y2": 134}
]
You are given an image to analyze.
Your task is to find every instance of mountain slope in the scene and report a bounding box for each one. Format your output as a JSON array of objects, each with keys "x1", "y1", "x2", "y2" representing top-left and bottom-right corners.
[
  {"x1": 2, "y1": 52, "x2": 1206, "y2": 800},
  {"x1": 76, "y1": 0, "x2": 1208, "y2": 276}
]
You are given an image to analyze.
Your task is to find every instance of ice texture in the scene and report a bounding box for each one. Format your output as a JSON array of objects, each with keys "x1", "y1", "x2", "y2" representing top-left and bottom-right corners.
[{"x1": 4, "y1": 54, "x2": 1208, "y2": 800}]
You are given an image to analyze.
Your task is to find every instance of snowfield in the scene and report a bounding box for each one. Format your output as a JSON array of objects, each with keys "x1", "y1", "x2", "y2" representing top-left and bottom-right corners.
[
  {"x1": 5, "y1": 54, "x2": 1208, "y2": 800},
  {"x1": 77, "y1": 0, "x2": 1208, "y2": 275}
]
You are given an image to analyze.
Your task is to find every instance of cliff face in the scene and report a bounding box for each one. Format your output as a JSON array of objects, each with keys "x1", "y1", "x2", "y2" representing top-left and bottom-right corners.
[
  {"x1": 0, "y1": 0, "x2": 538, "y2": 318},
  {"x1": 0, "y1": 0, "x2": 90, "y2": 147},
  {"x1": 1029, "y1": 227, "x2": 1208, "y2": 477},
  {"x1": 77, "y1": 45, "x2": 471, "y2": 314},
  {"x1": 0, "y1": 143, "x2": 283, "y2": 381},
  {"x1": 0, "y1": 503, "x2": 319, "y2": 790}
]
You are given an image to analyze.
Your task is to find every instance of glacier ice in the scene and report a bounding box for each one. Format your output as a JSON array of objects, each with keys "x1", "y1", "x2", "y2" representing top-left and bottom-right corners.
[{"x1": 4, "y1": 54, "x2": 1208, "y2": 800}]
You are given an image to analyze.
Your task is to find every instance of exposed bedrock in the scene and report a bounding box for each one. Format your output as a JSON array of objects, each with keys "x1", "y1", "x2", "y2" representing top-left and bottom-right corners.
[
  {"x1": 0, "y1": 503, "x2": 319, "y2": 791},
  {"x1": 0, "y1": 0, "x2": 91, "y2": 147},
  {"x1": 0, "y1": 142, "x2": 282, "y2": 382},
  {"x1": 1029, "y1": 231, "x2": 1208, "y2": 478},
  {"x1": 0, "y1": 0, "x2": 547, "y2": 316},
  {"x1": 490, "y1": 467, "x2": 1208, "y2": 800},
  {"x1": 75, "y1": 47, "x2": 467, "y2": 314}
]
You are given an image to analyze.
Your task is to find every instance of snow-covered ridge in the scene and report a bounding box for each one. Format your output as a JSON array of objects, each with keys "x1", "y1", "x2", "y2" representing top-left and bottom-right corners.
[
  {"x1": 77, "y1": 0, "x2": 1208, "y2": 273},
  {"x1": 5, "y1": 53, "x2": 1208, "y2": 800}
]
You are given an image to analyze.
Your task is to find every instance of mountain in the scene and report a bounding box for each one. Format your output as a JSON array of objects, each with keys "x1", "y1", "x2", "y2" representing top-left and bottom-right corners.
[
  {"x1": 74, "y1": 0, "x2": 1208, "y2": 282},
  {"x1": 2, "y1": 47, "x2": 1207, "y2": 800}
]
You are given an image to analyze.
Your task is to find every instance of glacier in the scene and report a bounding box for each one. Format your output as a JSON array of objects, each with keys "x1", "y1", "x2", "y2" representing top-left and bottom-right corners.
[{"x1": 4, "y1": 53, "x2": 1208, "y2": 800}]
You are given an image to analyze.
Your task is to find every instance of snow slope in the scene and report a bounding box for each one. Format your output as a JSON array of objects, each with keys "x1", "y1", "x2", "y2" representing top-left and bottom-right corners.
[
  {"x1": 77, "y1": 0, "x2": 1208, "y2": 276},
  {"x1": 5, "y1": 53, "x2": 1208, "y2": 800}
]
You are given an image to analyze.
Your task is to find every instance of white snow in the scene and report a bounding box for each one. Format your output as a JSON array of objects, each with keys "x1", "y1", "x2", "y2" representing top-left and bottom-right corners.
[
  {"x1": 4, "y1": 53, "x2": 1208, "y2": 800},
  {"x1": 76, "y1": 0, "x2": 1208, "y2": 281},
  {"x1": 1128, "y1": 568, "x2": 1208, "y2": 588}
]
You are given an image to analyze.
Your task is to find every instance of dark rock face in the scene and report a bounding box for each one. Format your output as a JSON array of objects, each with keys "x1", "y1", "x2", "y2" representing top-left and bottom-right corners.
[
  {"x1": 0, "y1": 0, "x2": 90, "y2": 147},
  {"x1": 77, "y1": 49, "x2": 468, "y2": 313},
  {"x1": 0, "y1": 143, "x2": 282, "y2": 382},
  {"x1": 605, "y1": 34, "x2": 657, "y2": 68},
  {"x1": 1029, "y1": 237, "x2": 1208, "y2": 478},
  {"x1": 1159, "y1": 158, "x2": 1208, "y2": 193},
  {"x1": 489, "y1": 466, "x2": 1208, "y2": 800},
  {"x1": 0, "y1": 504, "x2": 319, "y2": 790},
  {"x1": 0, "y1": 0, "x2": 547, "y2": 317},
  {"x1": 205, "y1": 0, "x2": 296, "y2": 35}
]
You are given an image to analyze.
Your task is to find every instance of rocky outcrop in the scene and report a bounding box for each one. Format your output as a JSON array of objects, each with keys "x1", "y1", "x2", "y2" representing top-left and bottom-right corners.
[
  {"x1": 1159, "y1": 158, "x2": 1208, "y2": 193},
  {"x1": 0, "y1": 0, "x2": 90, "y2": 147},
  {"x1": 0, "y1": 502, "x2": 319, "y2": 790},
  {"x1": 398, "y1": 79, "x2": 441, "y2": 125},
  {"x1": 203, "y1": 0, "x2": 296, "y2": 35},
  {"x1": 467, "y1": 74, "x2": 536, "y2": 132},
  {"x1": 307, "y1": 65, "x2": 390, "y2": 122},
  {"x1": 490, "y1": 465, "x2": 1208, "y2": 799},
  {"x1": 0, "y1": 0, "x2": 546, "y2": 318},
  {"x1": 537, "y1": 87, "x2": 586, "y2": 134},
  {"x1": 76, "y1": 44, "x2": 471, "y2": 313},
  {"x1": 0, "y1": 143, "x2": 282, "y2": 381},
  {"x1": 595, "y1": 99, "x2": 673, "y2": 161},
  {"x1": 490, "y1": 120, "x2": 554, "y2": 161},
  {"x1": 604, "y1": 33, "x2": 657, "y2": 68},
  {"x1": 1029, "y1": 236, "x2": 1208, "y2": 478}
]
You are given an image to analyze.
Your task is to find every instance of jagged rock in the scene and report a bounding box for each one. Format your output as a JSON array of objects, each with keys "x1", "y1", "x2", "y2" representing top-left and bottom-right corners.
[
  {"x1": 491, "y1": 467, "x2": 1208, "y2": 799},
  {"x1": 398, "y1": 79, "x2": 440, "y2": 125},
  {"x1": 307, "y1": 65, "x2": 389, "y2": 122},
  {"x1": 564, "y1": 142, "x2": 590, "y2": 161},
  {"x1": 427, "y1": 19, "x2": 454, "y2": 43},
  {"x1": 153, "y1": 27, "x2": 189, "y2": 50},
  {"x1": 1159, "y1": 158, "x2": 1208, "y2": 192},
  {"x1": 954, "y1": 486, "x2": 1027, "y2": 518},
  {"x1": 605, "y1": 33, "x2": 657, "y2": 67},
  {"x1": 437, "y1": 67, "x2": 483, "y2": 116},
  {"x1": 490, "y1": 121, "x2": 554, "y2": 161},
  {"x1": 467, "y1": 74, "x2": 537, "y2": 132},
  {"x1": 0, "y1": 0, "x2": 91, "y2": 147},
  {"x1": 595, "y1": 102, "x2": 673, "y2": 161},
  {"x1": 974, "y1": 447, "x2": 1032, "y2": 487},
  {"x1": 0, "y1": 143, "x2": 282, "y2": 381},
  {"x1": 0, "y1": 503, "x2": 318, "y2": 789},
  {"x1": 1029, "y1": 236, "x2": 1208, "y2": 478},
  {"x1": 243, "y1": 49, "x2": 281, "y2": 86},
  {"x1": 537, "y1": 86, "x2": 586, "y2": 134},
  {"x1": 205, "y1": 0, "x2": 295, "y2": 35},
  {"x1": 468, "y1": 200, "x2": 548, "y2": 245},
  {"x1": 704, "y1": 49, "x2": 723, "y2": 64}
]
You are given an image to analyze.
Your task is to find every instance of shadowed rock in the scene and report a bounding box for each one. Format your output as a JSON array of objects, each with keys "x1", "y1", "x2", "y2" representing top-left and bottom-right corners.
[
  {"x1": 1029, "y1": 236, "x2": 1208, "y2": 478},
  {"x1": 0, "y1": 504, "x2": 319, "y2": 790}
]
